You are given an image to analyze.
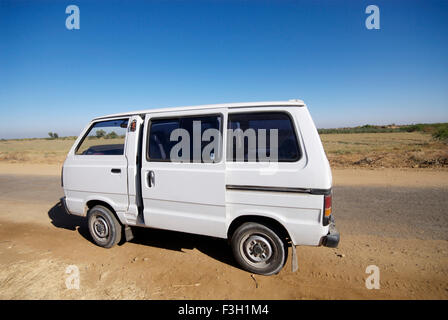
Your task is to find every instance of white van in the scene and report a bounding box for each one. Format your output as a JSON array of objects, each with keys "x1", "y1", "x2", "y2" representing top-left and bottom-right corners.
[{"x1": 61, "y1": 100, "x2": 339, "y2": 275}]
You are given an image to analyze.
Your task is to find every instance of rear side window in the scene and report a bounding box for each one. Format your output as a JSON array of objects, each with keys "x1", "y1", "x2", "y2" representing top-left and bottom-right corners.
[
  {"x1": 76, "y1": 119, "x2": 128, "y2": 155},
  {"x1": 227, "y1": 112, "x2": 300, "y2": 162},
  {"x1": 148, "y1": 115, "x2": 222, "y2": 163}
]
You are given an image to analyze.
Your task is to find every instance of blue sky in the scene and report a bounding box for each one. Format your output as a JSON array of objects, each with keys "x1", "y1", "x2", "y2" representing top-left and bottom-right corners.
[{"x1": 1, "y1": 0, "x2": 447, "y2": 139}]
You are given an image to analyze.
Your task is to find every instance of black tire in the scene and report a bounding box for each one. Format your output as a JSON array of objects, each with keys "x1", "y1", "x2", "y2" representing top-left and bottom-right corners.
[
  {"x1": 231, "y1": 222, "x2": 287, "y2": 275},
  {"x1": 87, "y1": 205, "x2": 122, "y2": 248}
]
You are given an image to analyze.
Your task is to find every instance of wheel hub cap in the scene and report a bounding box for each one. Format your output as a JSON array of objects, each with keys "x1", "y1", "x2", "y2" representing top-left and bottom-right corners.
[
  {"x1": 244, "y1": 235, "x2": 273, "y2": 263},
  {"x1": 93, "y1": 217, "x2": 109, "y2": 238}
]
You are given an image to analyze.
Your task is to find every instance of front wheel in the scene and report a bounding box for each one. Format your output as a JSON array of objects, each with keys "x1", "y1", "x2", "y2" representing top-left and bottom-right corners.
[
  {"x1": 87, "y1": 205, "x2": 122, "y2": 248},
  {"x1": 231, "y1": 222, "x2": 287, "y2": 275}
]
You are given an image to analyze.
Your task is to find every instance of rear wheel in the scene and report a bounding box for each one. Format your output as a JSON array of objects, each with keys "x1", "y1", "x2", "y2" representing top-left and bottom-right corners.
[
  {"x1": 231, "y1": 222, "x2": 287, "y2": 275},
  {"x1": 87, "y1": 205, "x2": 122, "y2": 248}
]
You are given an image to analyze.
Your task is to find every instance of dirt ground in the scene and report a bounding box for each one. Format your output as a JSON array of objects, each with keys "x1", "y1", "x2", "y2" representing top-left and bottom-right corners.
[{"x1": 0, "y1": 164, "x2": 447, "y2": 299}]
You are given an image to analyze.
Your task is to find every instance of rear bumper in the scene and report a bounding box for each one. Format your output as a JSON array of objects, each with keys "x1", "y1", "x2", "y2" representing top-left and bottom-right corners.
[{"x1": 322, "y1": 221, "x2": 340, "y2": 248}]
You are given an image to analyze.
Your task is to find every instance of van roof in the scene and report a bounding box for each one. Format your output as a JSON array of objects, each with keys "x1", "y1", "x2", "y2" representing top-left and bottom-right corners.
[{"x1": 93, "y1": 100, "x2": 305, "y2": 120}]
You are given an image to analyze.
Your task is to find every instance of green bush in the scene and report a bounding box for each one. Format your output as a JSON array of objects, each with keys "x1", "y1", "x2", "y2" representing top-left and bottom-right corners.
[
  {"x1": 95, "y1": 129, "x2": 106, "y2": 138},
  {"x1": 432, "y1": 127, "x2": 448, "y2": 142},
  {"x1": 319, "y1": 123, "x2": 448, "y2": 136},
  {"x1": 105, "y1": 131, "x2": 118, "y2": 139}
]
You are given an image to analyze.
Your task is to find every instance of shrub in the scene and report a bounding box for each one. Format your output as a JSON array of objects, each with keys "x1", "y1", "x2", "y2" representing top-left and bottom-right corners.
[
  {"x1": 432, "y1": 127, "x2": 448, "y2": 142},
  {"x1": 319, "y1": 123, "x2": 448, "y2": 135},
  {"x1": 105, "y1": 131, "x2": 118, "y2": 139},
  {"x1": 95, "y1": 129, "x2": 106, "y2": 138}
]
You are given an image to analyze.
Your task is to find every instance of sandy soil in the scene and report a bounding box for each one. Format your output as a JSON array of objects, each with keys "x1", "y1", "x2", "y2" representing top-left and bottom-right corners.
[
  {"x1": 0, "y1": 164, "x2": 447, "y2": 299},
  {"x1": 0, "y1": 163, "x2": 63, "y2": 176},
  {"x1": 332, "y1": 168, "x2": 448, "y2": 187}
]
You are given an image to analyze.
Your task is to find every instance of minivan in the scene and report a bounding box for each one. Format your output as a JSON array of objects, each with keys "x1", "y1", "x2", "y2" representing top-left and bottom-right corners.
[{"x1": 61, "y1": 100, "x2": 339, "y2": 275}]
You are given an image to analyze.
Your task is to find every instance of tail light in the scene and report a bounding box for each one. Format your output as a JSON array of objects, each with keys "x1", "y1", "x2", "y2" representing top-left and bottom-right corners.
[{"x1": 323, "y1": 192, "x2": 332, "y2": 226}]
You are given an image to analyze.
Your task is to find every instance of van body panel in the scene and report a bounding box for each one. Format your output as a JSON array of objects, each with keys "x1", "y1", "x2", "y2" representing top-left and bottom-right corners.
[
  {"x1": 140, "y1": 163, "x2": 227, "y2": 238},
  {"x1": 64, "y1": 155, "x2": 129, "y2": 215},
  {"x1": 225, "y1": 190, "x2": 328, "y2": 245},
  {"x1": 293, "y1": 107, "x2": 333, "y2": 190}
]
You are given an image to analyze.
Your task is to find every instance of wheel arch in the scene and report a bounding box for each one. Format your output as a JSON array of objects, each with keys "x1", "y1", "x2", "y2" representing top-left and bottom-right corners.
[
  {"x1": 85, "y1": 199, "x2": 124, "y2": 225},
  {"x1": 227, "y1": 215, "x2": 291, "y2": 245}
]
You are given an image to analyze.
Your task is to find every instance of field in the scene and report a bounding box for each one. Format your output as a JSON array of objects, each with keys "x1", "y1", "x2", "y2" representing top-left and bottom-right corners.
[
  {"x1": 0, "y1": 138, "x2": 74, "y2": 164},
  {"x1": 321, "y1": 132, "x2": 448, "y2": 168},
  {"x1": 0, "y1": 138, "x2": 122, "y2": 164},
  {"x1": 1, "y1": 131, "x2": 447, "y2": 168}
]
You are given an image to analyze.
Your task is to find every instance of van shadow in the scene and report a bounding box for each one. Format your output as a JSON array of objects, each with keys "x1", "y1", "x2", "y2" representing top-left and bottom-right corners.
[
  {"x1": 47, "y1": 201, "x2": 92, "y2": 242},
  {"x1": 130, "y1": 227, "x2": 239, "y2": 268},
  {"x1": 47, "y1": 201, "x2": 239, "y2": 269}
]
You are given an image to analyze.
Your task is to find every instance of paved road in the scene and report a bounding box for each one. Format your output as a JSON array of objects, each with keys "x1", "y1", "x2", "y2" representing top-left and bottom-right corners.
[
  {"x1": 335, "y1": 185, "x2": 448, "y2": 240},
  {"x1": 1, "y1": 174, "x2": 447, "y2": 240}
]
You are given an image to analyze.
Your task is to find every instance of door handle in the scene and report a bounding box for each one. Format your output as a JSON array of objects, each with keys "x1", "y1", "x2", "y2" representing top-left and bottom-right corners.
[
  {"x1": 147, "y1": 170, "x2": 155, "y2": 187},
  {"x1": 111, "y1": 168, "x2": 121, "y2": 174}
]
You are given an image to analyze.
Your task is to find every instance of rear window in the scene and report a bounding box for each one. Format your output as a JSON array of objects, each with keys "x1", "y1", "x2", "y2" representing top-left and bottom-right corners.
[
  {"x1": 227, "y1": 112, "x2": 300, "y2": 162},
  {"x1": 75, "y1": 119, "x2": 128, "y2": 155}
]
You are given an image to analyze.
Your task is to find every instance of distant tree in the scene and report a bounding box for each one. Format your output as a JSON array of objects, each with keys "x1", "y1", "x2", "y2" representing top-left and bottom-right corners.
[
  {"x1": 48, "y1": 132, "x2": 59, "y2": 139},
  {"x1": 105, "y1": 131, "x2": 118, "y2": 139},
  {"x1": 95, "y1": 129, "x2": 106, "y2": 138}
]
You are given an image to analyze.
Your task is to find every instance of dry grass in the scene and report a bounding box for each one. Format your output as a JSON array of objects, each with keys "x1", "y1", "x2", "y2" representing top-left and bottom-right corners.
[
  {"x1": 0, "y1": 138, "x2": 123, "y2": 164},
  {"x1": 321, "y1": 132, "x2": 448, "y2": 168},
  {"x1": 1, "y1": 132, "x2": 447, "y2": 168},
  {"x1": 0, "y1": 139, "x2": 74, "y2": 164}
]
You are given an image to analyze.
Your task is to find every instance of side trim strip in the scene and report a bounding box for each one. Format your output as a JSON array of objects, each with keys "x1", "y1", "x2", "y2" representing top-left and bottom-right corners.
[{"x1": 226, "y1": 185, "x2": 331, "y2": 195}]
